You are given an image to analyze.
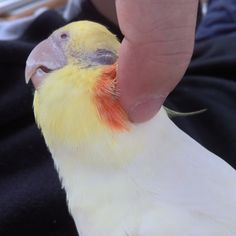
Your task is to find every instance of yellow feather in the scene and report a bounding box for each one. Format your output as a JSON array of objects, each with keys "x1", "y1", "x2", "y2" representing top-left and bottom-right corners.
[
  {"x1": 33, "y1": 21, "x2": 121, "y2": 148},
  {"x1": 59, "y1": 21, "x2": 120, "y2": 65},
  {"x1": 34, "y1": 65, "x2": 106, "y2": 147},
  {"x1": 32, "y1": 21, "x2": 135, "y2": 168}
]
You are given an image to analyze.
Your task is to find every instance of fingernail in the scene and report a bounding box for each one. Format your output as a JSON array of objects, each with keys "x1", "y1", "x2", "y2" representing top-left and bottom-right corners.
[{"x1": 129, "y1": 95, "x2": 166, "y2": 123}]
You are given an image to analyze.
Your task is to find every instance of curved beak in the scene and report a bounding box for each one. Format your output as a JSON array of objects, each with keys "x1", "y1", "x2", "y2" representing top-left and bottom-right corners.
[{"x1": 25, "y1": 37, "x2": 66, "y2": 89}]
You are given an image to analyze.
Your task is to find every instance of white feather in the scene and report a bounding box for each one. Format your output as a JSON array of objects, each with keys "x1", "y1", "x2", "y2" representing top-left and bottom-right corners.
[{"x1": 51, "y1": 108, "x2": 236, "y2": 236}]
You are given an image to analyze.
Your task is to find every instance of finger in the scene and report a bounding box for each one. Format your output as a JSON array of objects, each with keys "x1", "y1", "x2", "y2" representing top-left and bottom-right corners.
[{"x1": 116, "y1": 0, "x2": 198, "y2": 123}]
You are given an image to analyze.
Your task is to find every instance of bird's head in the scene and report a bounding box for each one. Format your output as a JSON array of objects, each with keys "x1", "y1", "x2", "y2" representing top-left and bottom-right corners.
[{"x1": 25, "y1": 21, "x2": 130, "y2": 148}]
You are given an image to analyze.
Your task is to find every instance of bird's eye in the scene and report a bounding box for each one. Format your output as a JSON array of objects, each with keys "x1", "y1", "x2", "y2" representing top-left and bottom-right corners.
[
  {"x1": 89, "y1": 49, "x2": 118, "y2": 65},
  {"x1": 60, "y1": 33, "x2": 68, "y2": 40}
]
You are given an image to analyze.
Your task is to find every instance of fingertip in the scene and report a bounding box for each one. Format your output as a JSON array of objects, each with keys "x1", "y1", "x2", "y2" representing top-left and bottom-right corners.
[{"x1": 124, "y1": 96, "x2": 166, "y2": 123}]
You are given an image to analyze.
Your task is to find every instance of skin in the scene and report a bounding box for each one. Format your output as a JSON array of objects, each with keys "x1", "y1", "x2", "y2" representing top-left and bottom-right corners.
[{"x1": 91, "y1": 0, "x2": 199, "y2": 123}]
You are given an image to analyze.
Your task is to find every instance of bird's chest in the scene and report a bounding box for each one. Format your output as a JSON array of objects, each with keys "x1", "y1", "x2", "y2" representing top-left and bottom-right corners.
[
  {"x1": 61, "y1": 164, "x2": 149, "y2": 236},
  {"x1": 57, "y1": 159, "x2": 195, "y2": 236}
]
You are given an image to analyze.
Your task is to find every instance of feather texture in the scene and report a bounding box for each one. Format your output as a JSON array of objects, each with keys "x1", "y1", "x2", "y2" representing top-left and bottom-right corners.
[
  {"x1": 51, "y1": 109, "x2": 236, "y2": 236},
  {"x1": 31, "y1": 21, "x2": 236, "y2": 236},
  {"x1": 94, "y1": 64, "x2": 129, "y2": 131}
]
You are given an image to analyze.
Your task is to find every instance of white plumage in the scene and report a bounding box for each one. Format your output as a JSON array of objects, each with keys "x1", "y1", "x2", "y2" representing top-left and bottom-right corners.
[
  {"x1": 26, "y1": 21, "x2": 236, "y2": 236},
  {"x1": 52, "y1": 108, "x2": 236, "y2": 236}
]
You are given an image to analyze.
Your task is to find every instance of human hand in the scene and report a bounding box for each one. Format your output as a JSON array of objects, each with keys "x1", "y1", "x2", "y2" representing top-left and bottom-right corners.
[{"x1": 116, "y1": 0, "x2": 198, "y2": 122}]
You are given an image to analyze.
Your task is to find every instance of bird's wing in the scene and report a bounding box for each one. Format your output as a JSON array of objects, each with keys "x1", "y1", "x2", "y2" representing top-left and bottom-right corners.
[{"x1": 127, "y1": 115, "x2": 236, "y2": 234}]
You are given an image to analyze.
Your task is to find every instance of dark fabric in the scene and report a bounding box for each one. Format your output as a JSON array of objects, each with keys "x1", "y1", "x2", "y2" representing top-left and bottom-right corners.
[
  {"x1": 196, "y1": 0, "x2": 236, "y2": 41},
  {"x1": 166, "y1": 34, "x2": 236, "y2": 168},
  {"x1": 0, "y1": 0, "x2": 235, "y2": 235},
  {"x1": 0, "y1": 10, "x2": 79, "y2": 236}
]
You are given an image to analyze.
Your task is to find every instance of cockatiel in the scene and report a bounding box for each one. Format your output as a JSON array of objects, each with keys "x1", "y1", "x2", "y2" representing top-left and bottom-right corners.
[{"x1": 25, "y1": 21, "x2": 236, "y2": 236}]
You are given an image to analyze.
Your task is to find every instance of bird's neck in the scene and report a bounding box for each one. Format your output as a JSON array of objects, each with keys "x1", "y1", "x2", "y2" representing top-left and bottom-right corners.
[
  {"x1": 49, "y1": 107, "x2": 200, "y2": 198},
  {"x1": 49, "y1": 108, "x2": 217, "y2": 233},
  {"x1": 51, "y1": 108, "x2": 179, "y2": 170}
]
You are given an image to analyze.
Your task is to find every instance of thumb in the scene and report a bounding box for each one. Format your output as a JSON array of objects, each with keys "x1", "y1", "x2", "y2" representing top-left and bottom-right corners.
[
  {"x1": 116, "y1": 0, "x2": 198, "y2": 123},
  {"x1": 117, "y1": 39, "x2": 191, "y2": 122}
]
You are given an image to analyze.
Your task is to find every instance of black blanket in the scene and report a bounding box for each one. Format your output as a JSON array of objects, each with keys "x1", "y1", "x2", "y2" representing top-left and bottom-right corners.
[{"x1": 0, "y1": 1, "x2": 235, "y2": 235}]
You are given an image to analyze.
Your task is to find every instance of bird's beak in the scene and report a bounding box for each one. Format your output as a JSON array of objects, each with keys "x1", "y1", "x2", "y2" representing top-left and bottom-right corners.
[{"x1": 25, "y1": 37, "x2": 66, "y2": 89}]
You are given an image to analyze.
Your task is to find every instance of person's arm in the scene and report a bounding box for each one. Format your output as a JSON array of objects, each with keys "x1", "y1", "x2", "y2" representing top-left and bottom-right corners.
[{"x1": 91, "y1": 0, "x2": 199, "y2": 123}]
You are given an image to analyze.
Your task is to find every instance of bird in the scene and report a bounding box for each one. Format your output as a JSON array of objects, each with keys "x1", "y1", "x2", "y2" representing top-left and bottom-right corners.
[{"x1": 25, "y1": 21, "x2": 236, "y2": 236}]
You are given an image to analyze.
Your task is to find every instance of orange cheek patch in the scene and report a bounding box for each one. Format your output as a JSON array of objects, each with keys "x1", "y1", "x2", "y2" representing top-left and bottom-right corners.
[{"x1": 94, "y1": 64, "x2": 129, "y2": 131}]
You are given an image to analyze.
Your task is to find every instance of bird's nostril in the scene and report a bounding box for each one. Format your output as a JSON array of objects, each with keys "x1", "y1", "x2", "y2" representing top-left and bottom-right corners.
[{"x1": 60, "y1": 33, "x2": 68, "y2": 40}]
